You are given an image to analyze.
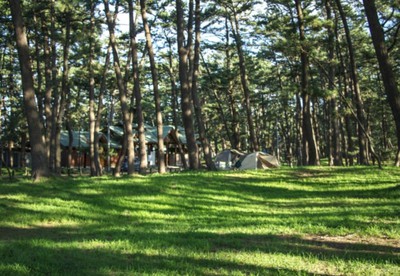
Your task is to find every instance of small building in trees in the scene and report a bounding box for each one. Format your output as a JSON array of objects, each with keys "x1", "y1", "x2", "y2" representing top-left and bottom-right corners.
[
  {"x1": 60, "y1": 130, "x2": 114, "y2": 169},
  {"x1": 105, "y1": 124, "x2": 191, "y2": 168}
]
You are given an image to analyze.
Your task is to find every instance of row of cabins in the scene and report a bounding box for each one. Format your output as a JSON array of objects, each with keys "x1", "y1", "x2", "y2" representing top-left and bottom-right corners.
[{"x1": 2, "y1": 124, "x2": 191, "y2": 170}]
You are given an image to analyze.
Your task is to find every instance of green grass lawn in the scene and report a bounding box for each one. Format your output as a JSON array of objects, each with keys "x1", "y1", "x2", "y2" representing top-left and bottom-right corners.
[{"x1": 0, "y1": 166, "x2": 399, "y2": 275}]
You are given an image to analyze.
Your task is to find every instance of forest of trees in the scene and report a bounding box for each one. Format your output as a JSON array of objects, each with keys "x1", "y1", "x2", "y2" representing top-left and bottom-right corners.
[{"x1": 0, "y1": 0, "x2": 399, "y2": 179}]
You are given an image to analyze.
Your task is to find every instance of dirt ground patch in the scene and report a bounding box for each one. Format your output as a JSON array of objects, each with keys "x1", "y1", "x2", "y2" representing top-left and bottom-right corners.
[{"x1": 302, "y1": 233, "x2": 400, "y2": 254}]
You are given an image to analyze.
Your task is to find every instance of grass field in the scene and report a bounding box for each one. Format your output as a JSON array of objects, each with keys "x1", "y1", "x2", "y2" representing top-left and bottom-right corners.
[{"x1": 0, "y1": 166, "x2": 399, "y2": 275}]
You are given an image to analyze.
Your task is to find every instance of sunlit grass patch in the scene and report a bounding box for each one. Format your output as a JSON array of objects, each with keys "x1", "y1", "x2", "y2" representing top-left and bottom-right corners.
[{"x1": 0, "y1": 166, "x2": 399, "y2": 275}]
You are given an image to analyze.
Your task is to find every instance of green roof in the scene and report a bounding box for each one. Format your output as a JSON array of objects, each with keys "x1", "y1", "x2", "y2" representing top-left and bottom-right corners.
[
  {"x1": 109, "y1": 125, "x2": 124, "y2": 137},
  {"x1": 60, "y1": 131, "x2": 90, "y2": 149},
  {"x1": 60, "y1": 131, "x2": 121, "y2": 149},
  {"x1": 106, "y1": 124, "x2": 189, "y2": 145}
]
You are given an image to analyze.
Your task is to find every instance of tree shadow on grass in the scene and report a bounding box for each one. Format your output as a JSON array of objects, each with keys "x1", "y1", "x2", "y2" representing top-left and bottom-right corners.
[
  {"x1": 0, "y1": 246, "x2": 310, "y2": 276},
  {"x1": 0, "y1": 225, "x2": 399, "y2": 275},
  {"x1": 205, "y1": 177, "x2": 400, "y2": 202},
  {"x1": 0, "y1": 228, "x2": 319, "y2": 275},
  {"x1": 1, "y1": 174, "x2": 398, "y2": 250},
  {"x1": 1, "y1": 170, "x2": 399, "y2": 274}
]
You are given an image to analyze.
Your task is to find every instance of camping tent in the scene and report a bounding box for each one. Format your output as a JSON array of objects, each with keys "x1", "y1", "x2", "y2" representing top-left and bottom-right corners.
[
  {"x1": 214, "y1": 149, "x2": 245, "y2": 169},
  {"x1": 237, "y1": 152, "x2": 280, "y2": 170}
]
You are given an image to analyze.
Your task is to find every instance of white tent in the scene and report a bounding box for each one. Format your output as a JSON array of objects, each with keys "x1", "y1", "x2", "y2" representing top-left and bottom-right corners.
[
  {"x1": 237, "y1": 152, "x2": 280, "y2": 170},
  {"x1": 214, "y1": 149, "x2": 245, "y2": 169}
]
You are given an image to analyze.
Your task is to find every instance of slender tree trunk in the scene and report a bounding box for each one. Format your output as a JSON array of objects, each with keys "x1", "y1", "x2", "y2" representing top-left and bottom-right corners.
[
  {"x1": 104, "y1": 0, "x2": 135, "y2": 175},
  {"x1": 363, "y1": 0, "x2": 400, "y2": 166},
  {"x1": 0, "y1": 96, "x2": 3, "y2": 175},
  {"x1": 229, "y1": 9, "x2": 258, "y2": 152},
  {"x1": 176, "y1": 0, "x2": 199, "y2": 170},
  {"x1": 335, "y1": 0, "x2": 369, "y2": 165},
  {"x1": 336, "y1": 27, "x2": 354, "y2": 166},
  {"x1": 224, "y1": 16, "x2": 240, "y2": 150},
  {"x1": 312, "y1": 98, "x2": 321, "y2": 160},
  {"x1": 277, "y1": 61, "x2": 293, "y2": 166},
  {"x1": 200, "y1": 53, "x2": 233, "y2": 153},
  {"x1": 33, "y1": 14, "x2": 45, "y2": 131},
  {"x1": 165, "y1": 45, "x2": 179, "y2": 129},
  {"x1": 129, "y1": 0, "x2": 147, "y2": 174},
  {"x1": 140, "y1": 0, "x2": 165, "y2": 173},
  {"x1": 8, "y1": 141, "x2": 14, "y2": 169},
  {"x1": 379, "y1": 80, "x2": 390, "y2": 151},
  {"x1": 49, "y1": 0, "x2": 58, "y2": 172},
  {"x1": 42, "y1": 14, "x2": 52, "y2": 162},
  {"x1": 227, "y1": 88, "x2": 240, "y2": 149},
  {"x1": 325, "y1": 0, "x2": 342, "y2": 166},
  {"x1": 94, "y1": 46, "x2": 111, "y2": 177},
  {"x1": 164, "y1": 37, "x2": 188, "y2": 169},
  {"x1": 295, "y1": 91, "x2": 303, "y2": 166},
  {"x1": 88, "y1": 2, "x2": 102, "y2": 176},
  {"x1": 283, "y1": 108, "x2": 293, "y2": 167},
  {"x1": 190, "y1": 0, "x2": 216, "y2": 170},
  {"x1": 54, "y1": 12, "x2": 71, "y2": 175},
  {"x1": 9, "y1": 0, "x2": 49, "y2": 179},
  {"x1": 88, "y1": 1, "x2": 96, "y2": 176},
  {"x1": 295, "y1": 0, "x2": 320, "y2": 166},
  {"x1": 340, "y1": 117, "x2": 349, "y2": 166},
  {"x1": 65, "y1": 121, "x2": 73, "y2": 175},
  {"x1": 115, "y1": 134, "x2": 127, "y2": 177},
  {"x1": 344, "y1": 99, "x2": 355, "y2": 165}
]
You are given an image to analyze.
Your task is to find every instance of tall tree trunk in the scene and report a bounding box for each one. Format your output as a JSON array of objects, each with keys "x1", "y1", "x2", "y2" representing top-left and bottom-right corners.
[
  {"x1": 190, "y1": 0, "x2": 216, "y2": 170},
  {"x1": 336, "y1": 27, "x2": 355, "y2": 166},
  {"x1": 164, "y1": 36, "x2": 188, "y2": 169},
  {"x1": 335, "y1": 0, "x2": 369, "y2": 165},
  {"x1": 49, "y1": 0, "x2": 59, "y2": 172},
  {"x1": 363, "y1": 0, "x2": 400, "y2": 166},
  {"x1": 129, "y1": 0, "x2": 147, "y2": 174},
  {"x1": 176, "y1": 0, "x2": 199, "y2": 170},
  {"x1": 65, "y1": 120, "x2": 73, "y2": 175},
  {"x1": 9, "y1": 0, "x2": 49, "y2": 179},
  {"x1": 283, "y1": 108, "x2": 293, "y2": 167},
  {"x1": 165, "y1": 43, "x2": 179, "y2": 128},
  {"x1": 54, "y1": 12, "x2": 71, "y2": 175},
  {"x1": 42, "y1": 13, "x2": 53, "y2": 162},
  {"x1": 325, "y1": 0, "x2": 342, "y2": 166},
  {"x1": 8, "y1": 141, "x2": 14, "y2": 169},
  {"x1": 344, "y1": 91, "x2": 355, "y2": 166},
  {"x1": 0, "y1": 96, "x2": 3, "y2": 175},
  {"x1": 33, "y1": 13, "x2": 45, "y2": 131},
  {"x1": 89, "y1": 1, "x2": 98, "y2": 176},
  {"x1": 295, "y1": 90, "x2": 303, "y2": 166},
  {"x1": 94, "y1": 45, "x2": 111, "y2": 176},
  {"x1": 277, "y1": 61, "x2": 293, "y2": 166},
  {"x1": 295, "y1": 0, "x2": 320, "y2": 166},
  {"x1": 224, "y1": 15, "x2": 240, "y2": 150},
  {"x1": 140, "y1": 0, "x2": 165, "y2": 173},
  {"x1": 201, "y1": 53, "x2": 233, "y2": 154},
  {"x1": 229, "y1": 8, "x2": 258, "y2": 152},
  {"x1": 104, "y1": 0, "x2": 135, "y2": 176}
]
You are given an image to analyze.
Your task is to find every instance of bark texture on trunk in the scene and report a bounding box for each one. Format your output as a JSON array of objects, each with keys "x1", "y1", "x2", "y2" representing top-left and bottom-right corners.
[
  {"x1": 191, "y1": 0, "x2": 216, "y2": 170},
  {"x1": 363, "y1": 0, "x2": 400, "y2": 166},
  {"x1": 89, "y1": 1, "x2": 98, "y2": 176},
  {"x1": 140, "y1": 0, "x2": 166, "y2": 173},
  {"x1": 9, "y1": 0, "x2": 49, "y2": 179},
  {"x1": 104, "y1": 0, "x2": 135, "y2": 175},
  {"x1": 295, "y1": 0, "x2": 320, "y2": 166},
  {"x1": 229, "y1": 8, "x2": 258, "y2": 152},
  {"x1": 336, "y1": 0, "x2": 369, "y2": 165},
  {"x1": 176, "y1": 0, "x2": 199, "y2": 170},
  {"x1": 129, "y1": 0, "x2": 147, "y2": 173},
  {"x1": 325, "y1": 0, "x2": 342, "y2": 166}
]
